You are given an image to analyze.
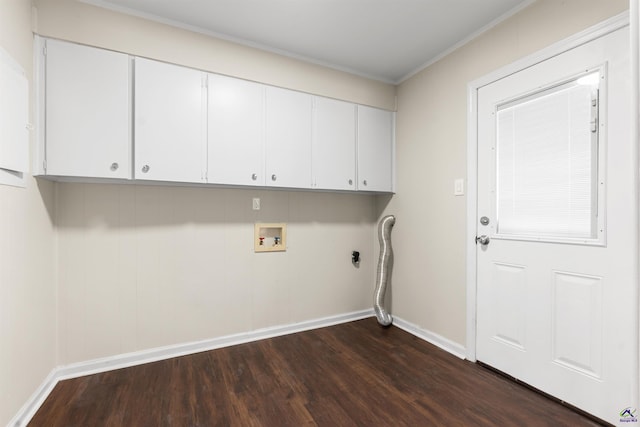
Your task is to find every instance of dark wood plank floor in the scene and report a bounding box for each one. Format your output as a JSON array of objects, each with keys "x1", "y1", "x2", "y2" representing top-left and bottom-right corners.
[{"x1": 30, "y1": 318, "x2": 605, "y2": 426}]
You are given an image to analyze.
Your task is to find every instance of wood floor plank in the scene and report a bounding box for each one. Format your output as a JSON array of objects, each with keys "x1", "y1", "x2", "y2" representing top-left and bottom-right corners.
[{"x1": 29, "y1": 318, "x2": 606, "y2": 426}]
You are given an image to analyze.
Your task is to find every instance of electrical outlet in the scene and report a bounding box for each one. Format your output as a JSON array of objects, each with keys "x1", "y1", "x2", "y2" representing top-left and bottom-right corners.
[{"x1": 252, "y1": 198, "x2": 260, "y2": 210}]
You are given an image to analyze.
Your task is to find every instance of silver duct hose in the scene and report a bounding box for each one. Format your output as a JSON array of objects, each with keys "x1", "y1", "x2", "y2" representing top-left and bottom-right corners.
[{"x1": 374, "y1": 215, "x2": 395, "y2": 326}]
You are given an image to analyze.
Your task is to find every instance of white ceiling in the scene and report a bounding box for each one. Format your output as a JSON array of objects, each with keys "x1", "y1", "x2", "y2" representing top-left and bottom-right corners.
[{"x1": 83, "y1": 0, "x2": 533, "y2": 83}]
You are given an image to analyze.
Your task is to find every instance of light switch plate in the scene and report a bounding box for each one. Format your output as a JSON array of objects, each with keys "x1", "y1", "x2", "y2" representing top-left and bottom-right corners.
[
  {"x1": 454, "y1": 179, "x2": 464, "y2": 196},
  {"x1": 252, "y1": 198, "x2": 260, "y2": 210}
]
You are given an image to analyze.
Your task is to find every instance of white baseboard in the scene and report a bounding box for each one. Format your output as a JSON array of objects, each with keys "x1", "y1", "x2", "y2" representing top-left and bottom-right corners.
[
  {"x1": 9, "y1": 369, "x2": 59, "y2": 427},
  {"x1": 11, "y1": 309, "x2": 468, "y2": 426},
  {"x1": 9, "y1": 309, "x2": 373, "y2": 427},
  {"x1": 391, "y1": 316, "x2": 467, "y2": 359},
  {"x1": 56, "y1": 309, "x2": 375, "y2": 380}
]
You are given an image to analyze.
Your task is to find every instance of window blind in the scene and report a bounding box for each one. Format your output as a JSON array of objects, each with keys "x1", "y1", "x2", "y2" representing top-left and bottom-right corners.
[{"x1": 496, "y1": 77, "x2": 598, "y2": 240}]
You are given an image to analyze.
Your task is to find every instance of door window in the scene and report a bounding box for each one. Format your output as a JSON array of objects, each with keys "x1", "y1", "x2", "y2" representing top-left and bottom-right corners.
[{"x1": 495, "y1": 70, "x2": 604, "y2": 244}]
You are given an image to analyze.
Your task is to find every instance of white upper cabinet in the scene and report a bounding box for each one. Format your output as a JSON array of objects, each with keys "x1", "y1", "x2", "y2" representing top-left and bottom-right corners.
[
  {"x1": 265, "y1": 86, "x2": 313, "y2": 189},
  {"x1": 208, "y1": 74, "x2": 265, "y2": 186},
  {"x1": 135, "y1": 58, "x2": 206, "y2": 183},
  {"x1": 38, "y1": 39, "x2": 395, "y2": 193},
  {"x1": 357, "y1": 105, "x2": 394, "y2": 192},
  {"x1": 312, "y1": 97, "x2": 356, "y2": 191},
  {"x1": 44, "y1": 39, "x2": 131, "y2": 179}
]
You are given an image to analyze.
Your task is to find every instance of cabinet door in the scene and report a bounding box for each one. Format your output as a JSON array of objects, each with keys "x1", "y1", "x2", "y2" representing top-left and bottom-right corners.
[
  {"x1": 265, "y1": 86, "x2": 312, "y2": 189},
  {"x1": 135, "y1": 58, "x2": 206, "y2": 183},
  {"x1": 357, "y1": 106, "x2": 394, "y2": 192},
  {"x1": 208, "y1": 74, "x2": 264, "y2": 186},
  {"x1": 45, "y1": 39, "x2": 131, "y2": 179},
  {"x1": 312, "y1": 97, "x2": 356, "y2": 191}
]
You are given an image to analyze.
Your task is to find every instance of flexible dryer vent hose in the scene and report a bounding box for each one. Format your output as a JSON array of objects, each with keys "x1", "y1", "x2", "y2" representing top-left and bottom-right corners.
[{"x1": 374, "y1": 215, "x2": 395, "y2": 326}]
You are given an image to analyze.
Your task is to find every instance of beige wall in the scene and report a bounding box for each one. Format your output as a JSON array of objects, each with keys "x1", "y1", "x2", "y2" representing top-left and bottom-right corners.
[
  {"x1": 29, "y1": 0, "x2": 393, "y2": 366},
  {"x1": 386, "y1": 0, "x2": 629, "y2": 346},
  {"x1": 4, "y1": 0, "x2": 631, "y2": 421},
  {"x1": 33, "y1": 0, "x2": 396, "y2": 110},
  {"x1": 0, "y1": 0, "x2": 57, "y2": 425},
  {"x1": 56, "y1": 184, "x2": 378, "y2": 363}
]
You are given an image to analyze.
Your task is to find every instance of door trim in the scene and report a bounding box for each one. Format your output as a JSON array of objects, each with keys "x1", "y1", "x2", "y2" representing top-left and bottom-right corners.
[
  {"x1": 632, "y1": 3, "x2": 640, "y2": 417},
  {"x1": 465, "y1": 12, "x2": 631, "y2": 362}
]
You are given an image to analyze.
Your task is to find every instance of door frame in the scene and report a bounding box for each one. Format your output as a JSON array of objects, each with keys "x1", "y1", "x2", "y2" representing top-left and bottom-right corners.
[{"x1": 465, "y1": 11, "x2": 637, "y2": 406}]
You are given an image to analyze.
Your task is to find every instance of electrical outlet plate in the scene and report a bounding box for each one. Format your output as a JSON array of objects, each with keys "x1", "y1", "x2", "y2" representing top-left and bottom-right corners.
[{"x1": 254, "y1": 223, "x2": 287, "y2": 252}]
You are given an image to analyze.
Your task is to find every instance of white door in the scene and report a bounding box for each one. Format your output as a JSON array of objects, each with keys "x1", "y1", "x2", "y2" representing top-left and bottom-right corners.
[
  {"x1": 45, "y1": 39, "x2": 131, "y2": 179},
  {"x1": 476, "y1": 26, "x2": 636, "y2": 425},
  {"x1": 135, "y1": 58, "x2": 206, "y2": 183},
  {"x1": 208, "y1": 74, "x2": 265, "y2": 186},
  {"x1": 357, "y1": 106, "x2": 394, "y2": 192},
  {"x1": 312, "y1": 97, "x2": 356, "y2": 191},
  {"x1": 265, "y1": 86, "x2": 312, "y2": 189}
]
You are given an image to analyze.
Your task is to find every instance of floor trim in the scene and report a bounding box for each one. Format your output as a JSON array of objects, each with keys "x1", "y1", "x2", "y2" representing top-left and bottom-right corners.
[
  {"x1": 10, "y1": 309, "x2": 373, "y2": 427},
  {"x1": 56, "y1": 309, "x2": 375, "y2": 381},
  {"x1": 10, "y1": 309, "x2": 468, "y2": 426},
  {"x1": 392, "y1": 316, "x2": 467, "y2": 359},
  {"x1": 9, "y1": 369, "x2": 59, "y2": 427}
]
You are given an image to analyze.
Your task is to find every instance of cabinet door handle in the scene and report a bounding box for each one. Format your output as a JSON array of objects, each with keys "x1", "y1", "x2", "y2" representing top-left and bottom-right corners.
[
  {"x1": 142, "y1": 165, "x2": 150, "y2": 173},
  {"x1": 348, "y1": 179, "x2": 353, "y2": 185},
  {"x1": 271, "y1": 174, "x2": 277, "y2": 181},
  {"x1": 363, "y1": 179, "x2": 368, "y2": 186},
  {"x1": 110, "y1": 162, "x2": 119, "y2": 171},
  {"x1": 252, "y1": 173, "x2": 258, "y2": 181}
]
